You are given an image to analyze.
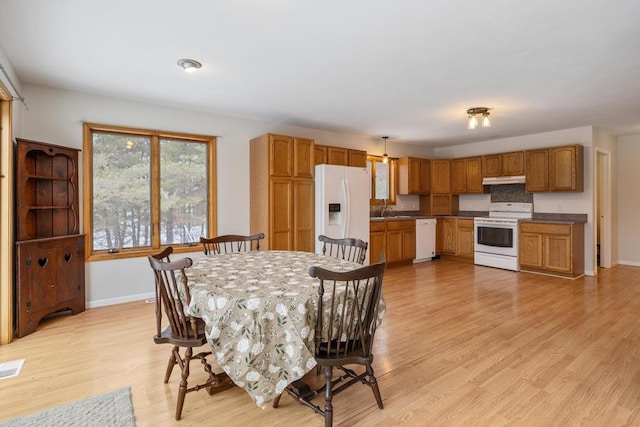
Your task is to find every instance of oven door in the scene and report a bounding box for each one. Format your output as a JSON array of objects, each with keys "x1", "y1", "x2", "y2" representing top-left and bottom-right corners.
[{"x1": 474, "y1": 218, "x2": 518, "y2": 257}]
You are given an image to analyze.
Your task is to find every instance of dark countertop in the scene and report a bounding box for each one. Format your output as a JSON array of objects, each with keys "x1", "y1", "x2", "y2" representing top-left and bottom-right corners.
[
  {"x1": 521, "y1": 213, "x2": 588, "y2": 224},
  {"x1": 370, "y1": 211, "x2": 587, "y2": 224}
]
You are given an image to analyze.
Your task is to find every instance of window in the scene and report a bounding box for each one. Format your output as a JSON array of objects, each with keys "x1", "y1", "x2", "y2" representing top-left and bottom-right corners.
[
  {"x1": 83, "y1": 123, "x2": 217, "y2": 260},
  {"x1": 367, "y1": 155, "x2": 396, "y2": 205}
]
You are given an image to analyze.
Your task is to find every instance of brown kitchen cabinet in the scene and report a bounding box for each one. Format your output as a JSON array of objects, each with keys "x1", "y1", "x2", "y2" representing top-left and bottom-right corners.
[
  {"x1": 439, "y1": 218, "x2": 474, "y2": 262},
  {"x1": 435, "y1": 219, "x2": 444, "y2": 255},
  {"x1": 549, "y1": 145, "x2": 583, "y2": 192},
  {"x1": 431, "y1": 159, "x2": 451, "y2": 193},
  {"x1": 327, "y1": 146, "x2": 348, "y2": 166},
  {"x1": 525, "y1": 145, "x2": 583, "y2": 192},
  {"x1": 250, "y1": 133, "x2": 315, "y2": 251},
  {"x1": 525, "y1": 148, "x2": 549, "y2": 192},
  {"x1": 315, "y1": 145, "x2": 367, "y2": 167},
  {"x1": 483, "y1": 151, "x2": 524, "y2": 177},
  {"x1": 369, "y1": 221, "x2": 387, "y2": 264},
  {"x1": 314, "y1": 144, "x2": 327, "y2": 166},
  {"x1": 451, "y1": 156, "x2": 484, "y2": 194},
  {"x1": 519, "y1": 221, "x2": 584, "y2": 278},
  {"x1": 456, "y1": 219, "x2": 475, "y2": 259},
  {"x1": 420, "y1": 194, "x2": 459, "y2": 216},
  {"x1": 15, "y1": 138, "x2": 85, "y2": 337},
  {"x1": 419, "y1": 159, "x2": 458, "y2": 215},
  {"x1": 348, "y1": 149, "x2": 367, "y2": 167},
  {"x1": 369, "y1": 220, "x2": 415, "y2": 264},
  {"x1": 398, "y1": 157, "x2": 423, "y2": 195},
  {"x1": 441, "y1": 218, "x2": 457, "y2": 254}
]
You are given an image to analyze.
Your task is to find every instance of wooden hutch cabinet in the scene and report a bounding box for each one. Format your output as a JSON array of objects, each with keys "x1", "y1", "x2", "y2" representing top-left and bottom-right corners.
[{"x1": 15, "y1": 138, "x2": 85, "y2": 337}]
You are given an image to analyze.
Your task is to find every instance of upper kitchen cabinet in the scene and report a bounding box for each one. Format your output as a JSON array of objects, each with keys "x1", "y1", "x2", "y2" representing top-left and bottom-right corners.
[
  {"x1": 482, "y1": 151, "x2": 524, "y2": 177},
  {"x1": 348, "y1": 149, "x2": 367, "y2": 167},
  {"x1": 431, "y1": 159, "x2": 451, "y2": 193},
  {"x1": 503, "y1": 151, "x2": 525, "y2": 176},
  {"x1": 327, "y1": 146, "x2": 348, "y2": 166},
  {"x1": 525, "y1": 148, "x2": 549, "y2": 192},
  {"x1": 250, "y1": 133, "x2": 315, "y2": 252},
  {"x1": 398, "y1": 157, "x2": 430, "y2": 195},
  {"x1": 525, "y1": 144, "x2": 583, "y2": 192},
  {"x1": 419, "y1": 159, "x2": 457, "y2": 216},
  {"x1": 451, "y1": 156, "x2": 484, "y2": 194},
  {"x1": 549, "y1": 145, "x2": 583, "y2": 192},
  {"x1": 315, "y1": 145, "x2": 367, "y2": 167},
  {"x1": 267, "y1": 134, "x2": 314, "y2": 178},
  {"x1": 314, "y1": 144, "x2": 327, "y2": 166}
]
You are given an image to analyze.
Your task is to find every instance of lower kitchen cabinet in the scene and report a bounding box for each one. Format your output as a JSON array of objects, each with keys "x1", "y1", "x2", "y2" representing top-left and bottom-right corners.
[
  {"x1": 369, "y1": 221, "x2": 387, "y2": 264},
  {"x1": 439, "y1": 218, "x2": 474, "y2": 262},
  {"x1": 519, "y1": 221, "x2": 584, "y2": 278},
  {"x1": 457, "y1": 219, "x2": 475, "y2": 259},
  {"x1": 369, "y1": 220, "x2": 415, "y2": 265}
]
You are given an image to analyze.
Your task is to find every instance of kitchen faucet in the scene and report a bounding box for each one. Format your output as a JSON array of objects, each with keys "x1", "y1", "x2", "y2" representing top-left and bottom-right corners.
[{"x1": 380, "y1": 199, "x2": 388, "y2": 217}]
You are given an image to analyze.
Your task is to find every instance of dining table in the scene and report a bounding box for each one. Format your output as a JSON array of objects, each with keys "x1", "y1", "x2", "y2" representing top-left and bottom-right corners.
[{"x1": 184, "y1": 250, "x2": 386, "y2": 407}]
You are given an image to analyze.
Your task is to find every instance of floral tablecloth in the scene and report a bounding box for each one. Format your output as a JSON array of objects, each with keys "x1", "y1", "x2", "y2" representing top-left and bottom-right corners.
[{"x1": 185, "y1": 250, "x2": 385, "y2": 406}]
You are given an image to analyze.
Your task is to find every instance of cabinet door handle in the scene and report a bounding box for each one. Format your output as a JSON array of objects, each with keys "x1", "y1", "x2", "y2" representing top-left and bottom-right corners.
[{"x1": 38, "y1": 257, "x2": 48, "y2": 268}]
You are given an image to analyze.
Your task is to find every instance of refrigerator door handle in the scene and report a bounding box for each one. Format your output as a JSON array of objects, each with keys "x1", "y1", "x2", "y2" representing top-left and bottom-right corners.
[{"x1": 343, "y1": 178, "x2": 350, "y2": 238}]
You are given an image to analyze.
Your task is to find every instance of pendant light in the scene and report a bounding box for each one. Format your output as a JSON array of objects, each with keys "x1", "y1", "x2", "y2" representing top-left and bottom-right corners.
[{"x1": 382, "y1": 136, "x2": 389, "y2": 164}]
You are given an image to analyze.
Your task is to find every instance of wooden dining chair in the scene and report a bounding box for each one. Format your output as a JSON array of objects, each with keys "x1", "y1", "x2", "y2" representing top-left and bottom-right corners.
[
  {"x1": 148, "y1": 251, "x2": 232, "y2": 420},
  {"x1": 272, "y1": 260, "x2": 387, "y2": 427},
  {"x1": 318, "y1": 234, "x2": 368, "y2": 265},
  {"x1": 199, "y1": 233, "x2": 265, "y2": 255}
]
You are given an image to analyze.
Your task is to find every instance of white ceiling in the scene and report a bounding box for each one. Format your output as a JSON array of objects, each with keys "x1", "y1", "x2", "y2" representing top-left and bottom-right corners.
[{"x1": 1, "y1": 0, "x2": 640, "y2": 147}]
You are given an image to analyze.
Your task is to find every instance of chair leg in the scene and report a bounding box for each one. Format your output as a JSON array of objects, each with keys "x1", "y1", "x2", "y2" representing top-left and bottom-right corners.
[
  {"x1": 366, "y1": 363, "x2": 384, "y2": 409},
  {"x1": 164, "y1": 346, "x2": 179, "y2": 383},
  {"x1": 323, "y1": 365, "x2": 334, "y2": 427},
  {"x1": 175, "y1": 347, "x2": 192, "y2": 421},
  {"x1": 272, "y1": 393, "x2": 282, "y2": 408}
]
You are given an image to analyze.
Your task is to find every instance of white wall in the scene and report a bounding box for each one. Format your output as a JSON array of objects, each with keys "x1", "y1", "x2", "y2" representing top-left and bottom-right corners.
[
  {"x1": 617, "y1": 134, "x2": 640, "y2": 266},
  {"x1": 19, "y1": 84, "x2": 433, "y2": 306},
  {"x1": 433, "y1": 126, "x2": 597, "y2": 275}
]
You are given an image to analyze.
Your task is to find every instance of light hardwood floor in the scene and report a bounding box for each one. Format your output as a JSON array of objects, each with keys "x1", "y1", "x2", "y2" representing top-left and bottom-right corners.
[{"x1": 1, "y1": 259, "x2": 640, "y2": 426}]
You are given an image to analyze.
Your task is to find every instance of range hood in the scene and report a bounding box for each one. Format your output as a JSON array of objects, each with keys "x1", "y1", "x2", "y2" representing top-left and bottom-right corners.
[{"x1": 482, "y1": 175, "x2": 526, "y2": 185}]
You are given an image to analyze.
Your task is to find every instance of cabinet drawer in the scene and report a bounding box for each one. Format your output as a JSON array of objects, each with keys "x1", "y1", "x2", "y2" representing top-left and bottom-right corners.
[
  {"x1": 370, "y1": 221, "x2": 387, "y2": 232},
  {"x1": 520, "y1": 222, "x2": 571, "y2": 235},
  {"x1": 386, "y1": 220, "x2": 415, "y2": 231}
]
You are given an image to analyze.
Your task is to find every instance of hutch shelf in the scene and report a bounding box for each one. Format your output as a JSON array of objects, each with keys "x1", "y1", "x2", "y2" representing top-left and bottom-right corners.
[{"x1": 15, "y1": 138, "x2": 85, "y2": 338}]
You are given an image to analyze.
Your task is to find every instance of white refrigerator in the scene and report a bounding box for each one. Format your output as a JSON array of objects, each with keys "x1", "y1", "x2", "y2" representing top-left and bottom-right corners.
[{"x1": 315, "y1": 164, "x2": 370, "y2": 264}]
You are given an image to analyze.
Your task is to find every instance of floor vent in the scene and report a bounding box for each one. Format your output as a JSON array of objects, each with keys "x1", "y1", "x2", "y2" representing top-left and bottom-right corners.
[{"x1": 0, "y1": 359, "x2": 25, "y2": 380}]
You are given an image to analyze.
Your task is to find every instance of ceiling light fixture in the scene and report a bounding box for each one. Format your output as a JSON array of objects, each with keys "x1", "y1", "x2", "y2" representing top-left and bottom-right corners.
[
  {"x1": 382, "y1": 136, "x2": 389, "y2": 164},
  {"x1": 467, "y1": 107, "x2": 491, "y2": 129},
  {"x1": 177, "y1": 58, "x2": 202, "y2": 73}
]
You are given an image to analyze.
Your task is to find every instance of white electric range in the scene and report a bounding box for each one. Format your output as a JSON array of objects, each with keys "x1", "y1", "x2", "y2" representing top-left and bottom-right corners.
[{"x1": 473, "y1": 202, "x2": 533, "y2": 271}]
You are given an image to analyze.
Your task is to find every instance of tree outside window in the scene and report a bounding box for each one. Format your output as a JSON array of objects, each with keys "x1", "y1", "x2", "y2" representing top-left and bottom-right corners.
[{"x1": 83, "y1": 123, "x2": 216, "y2": 260}]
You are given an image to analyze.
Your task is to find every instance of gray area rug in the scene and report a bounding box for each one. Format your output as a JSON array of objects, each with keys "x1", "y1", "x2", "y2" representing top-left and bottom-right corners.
[{"x1": 0, "y1": 387, "x2": 135, "y2": 426}]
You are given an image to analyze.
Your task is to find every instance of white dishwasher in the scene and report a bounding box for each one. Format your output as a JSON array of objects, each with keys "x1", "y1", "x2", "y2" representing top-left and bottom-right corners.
[{"x1": 414, "y1": 218, "x2": 436, "y2": 263}]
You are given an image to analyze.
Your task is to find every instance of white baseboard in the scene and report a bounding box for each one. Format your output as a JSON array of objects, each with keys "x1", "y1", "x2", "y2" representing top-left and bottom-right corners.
[
  {"x1": 618, "y1": 260, "x2": 640, "y2": 267},
  {"x1": 87, "y1": 292, "x2": 155, "y2": 309}
]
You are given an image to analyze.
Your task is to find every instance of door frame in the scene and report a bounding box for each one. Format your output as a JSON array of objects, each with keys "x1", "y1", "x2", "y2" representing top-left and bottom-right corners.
[
  {"x1": 595, "y1": 148, "x2": 612, "y2": 269},
  {"x1": 0, "y1": 82, "x2": 14, "y2": 344}
]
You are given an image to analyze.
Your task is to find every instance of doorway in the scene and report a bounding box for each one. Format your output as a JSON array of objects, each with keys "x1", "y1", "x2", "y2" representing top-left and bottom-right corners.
[{"x1": 596, "y1": 148, "x2": 612, "y2": 269}]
